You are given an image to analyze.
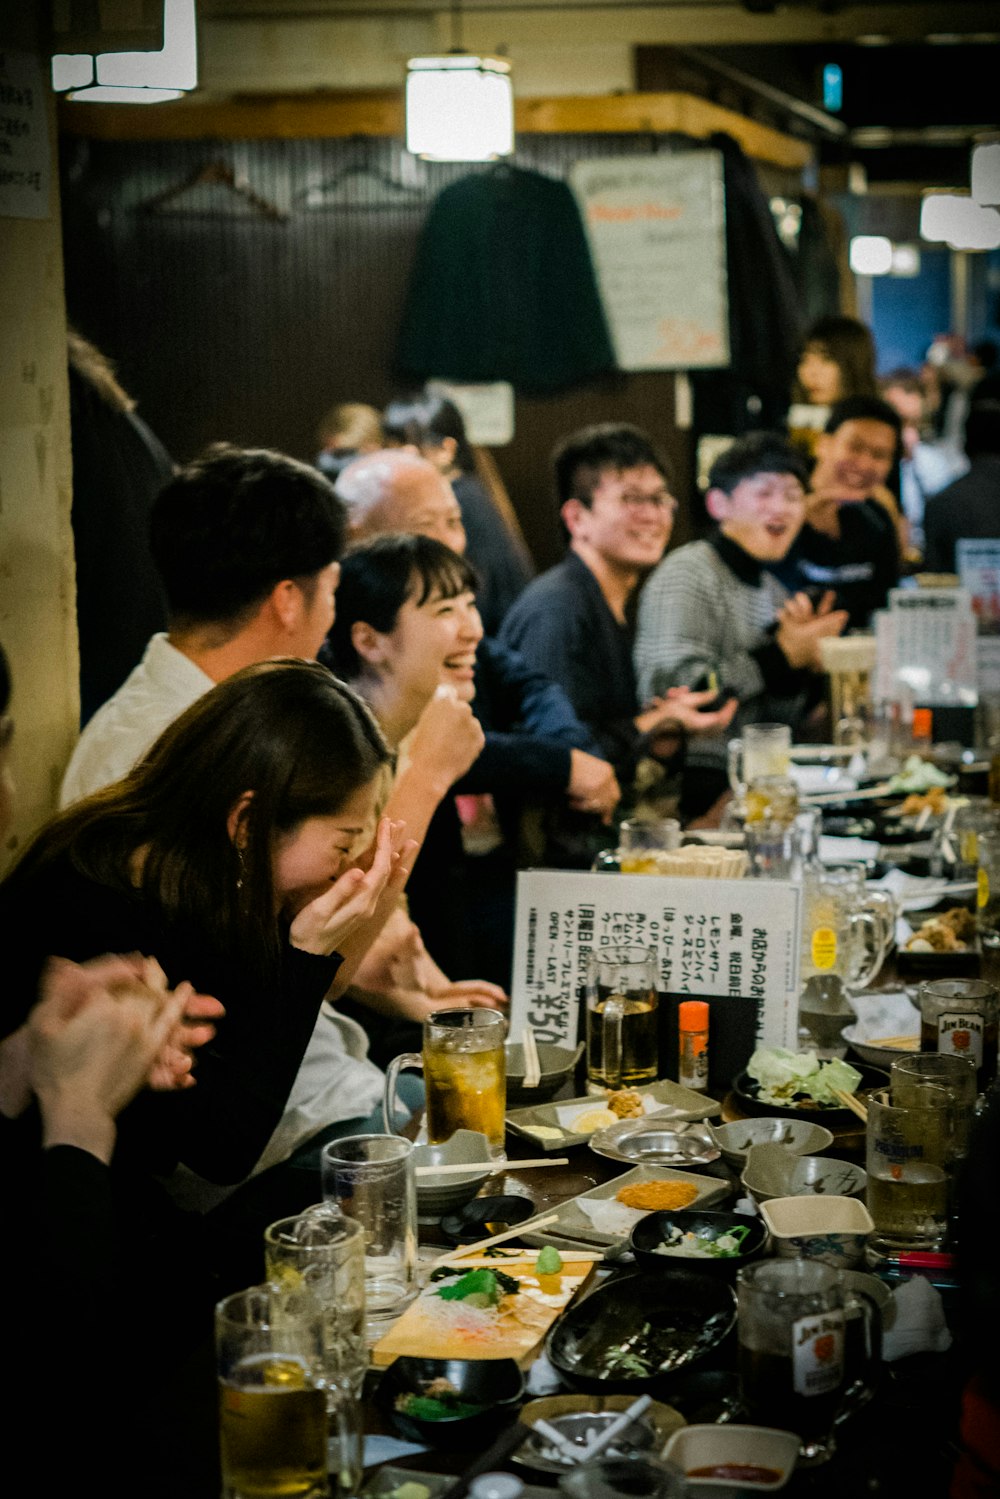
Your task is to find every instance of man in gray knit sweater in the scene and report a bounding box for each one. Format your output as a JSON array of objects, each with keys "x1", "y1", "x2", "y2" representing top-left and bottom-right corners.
[{"x1": 634, "y1": 432, "x2": 848, "y2": 819}]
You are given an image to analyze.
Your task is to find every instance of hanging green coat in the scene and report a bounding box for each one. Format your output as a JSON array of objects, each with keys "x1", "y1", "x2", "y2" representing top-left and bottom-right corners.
[{"x1": 395, "y1": 165, "x2": 616, "y2": 394}]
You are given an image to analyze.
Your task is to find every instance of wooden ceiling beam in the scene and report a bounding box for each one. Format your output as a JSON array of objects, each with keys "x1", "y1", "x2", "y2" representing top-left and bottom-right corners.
[{"x1": 59, "y1": 88, "x2": 811, "y2": 167}]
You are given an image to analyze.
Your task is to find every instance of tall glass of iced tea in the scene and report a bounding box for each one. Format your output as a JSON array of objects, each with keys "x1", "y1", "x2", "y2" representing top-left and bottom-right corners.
[{"x1": 383, "y1": 1008, "x2": 507, "y2": 1157}]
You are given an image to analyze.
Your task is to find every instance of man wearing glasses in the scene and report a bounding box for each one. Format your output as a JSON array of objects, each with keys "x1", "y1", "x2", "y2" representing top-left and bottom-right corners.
[{"x1": 500, "y1": 423, "x2": 735, "y2": 796}]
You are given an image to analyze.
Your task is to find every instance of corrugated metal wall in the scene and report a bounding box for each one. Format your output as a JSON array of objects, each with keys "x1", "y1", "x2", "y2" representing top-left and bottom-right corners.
[{"x1": 60, "y1": 133, "x2": 691, "y2": 568}]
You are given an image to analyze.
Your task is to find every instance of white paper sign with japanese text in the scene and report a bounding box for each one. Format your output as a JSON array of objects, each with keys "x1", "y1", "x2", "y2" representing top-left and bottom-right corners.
[
  {"x1": 510, "y1": 871, "x2": 802, "y2": 1083},
  {"x1": 0, "y1": 51, "x2": 50, "y2": 221},
  {"x1": 570, "y1": 154, "x2": 729, "y2": 372}
]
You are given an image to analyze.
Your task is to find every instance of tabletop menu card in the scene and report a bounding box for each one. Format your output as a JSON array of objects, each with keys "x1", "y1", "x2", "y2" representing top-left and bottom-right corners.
[
  {"x1": 958, "y1": 539, "x2": 1000, "y2": 695},
  {"x1": 874, "y1": 587, "x2": 978, "y2": 706},
  {"x1": 509, "y1": 871, "x2": 802, "y2": 1095}
]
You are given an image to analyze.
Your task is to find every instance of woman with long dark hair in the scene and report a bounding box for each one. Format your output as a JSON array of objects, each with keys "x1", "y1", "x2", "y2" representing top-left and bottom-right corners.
[{"x1": 0, "y1": 657, "x2": 407, "y2": 1185}]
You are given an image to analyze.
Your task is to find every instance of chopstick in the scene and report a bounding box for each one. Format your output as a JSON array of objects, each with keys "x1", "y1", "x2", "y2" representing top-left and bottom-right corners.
[
  {"x1": 522, "y1": 1024, "x2": 542, "y2": 1089},
  {"x1": 415, "y1": 1157, "x2": 567, "y2": 1177},
  {"x1": 833, "y1": 1088, "x2": 869, "y2": 1123},
  {"x1": 870, "y1": 1034, "x2": 920, "y2": 1050},
  {"x1": 430, "y1": 1213, "x2": 560, "y2": 1266}
]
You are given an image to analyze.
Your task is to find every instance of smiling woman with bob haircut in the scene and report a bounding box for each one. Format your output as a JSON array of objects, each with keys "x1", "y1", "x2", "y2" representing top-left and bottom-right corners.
[{"x1": 0, "y1": 658, "x2": 412, "y2": 1188}]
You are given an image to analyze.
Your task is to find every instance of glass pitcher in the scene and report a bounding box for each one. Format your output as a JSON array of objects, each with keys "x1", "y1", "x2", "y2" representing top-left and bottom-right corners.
[{"x1": 585, "y1": 945, "x2": 659, "y2": 1092}]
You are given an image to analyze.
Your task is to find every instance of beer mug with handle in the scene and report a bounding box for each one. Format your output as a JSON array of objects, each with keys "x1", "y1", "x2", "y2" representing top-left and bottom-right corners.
[
  {"x1": 585, "y1": 945, "x2": 659, "y2": 1092},
  {"x1": 382, "y1": 1007, "x2": 507, "y2": 1158}
]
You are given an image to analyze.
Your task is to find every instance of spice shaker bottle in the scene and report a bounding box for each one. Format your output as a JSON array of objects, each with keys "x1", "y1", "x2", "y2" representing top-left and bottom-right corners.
[{"x1": 678, "y1": 1000, "x2": 709, "y2": 1091}]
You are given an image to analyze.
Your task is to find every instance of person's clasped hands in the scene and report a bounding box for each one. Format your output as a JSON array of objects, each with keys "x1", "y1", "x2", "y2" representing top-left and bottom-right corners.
[
  {"x1": 0, "y1": 953, "x2": 224, "y2": 1163},
  {"x1": 775, "y1": 588, "x2": 849, "y2": 670}
]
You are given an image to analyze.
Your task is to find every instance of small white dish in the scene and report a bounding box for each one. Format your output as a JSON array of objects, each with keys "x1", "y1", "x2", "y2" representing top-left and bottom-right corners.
[
  {"x1": 663, "y1": 1423, "x2": 800, "y2": 1495},
  {"x1": 708, "y1": 1117, "x2": 834, "y2": 1169},
  {"x1": 759, "y1": 1195, "x2": 874, "y2": 1270}
]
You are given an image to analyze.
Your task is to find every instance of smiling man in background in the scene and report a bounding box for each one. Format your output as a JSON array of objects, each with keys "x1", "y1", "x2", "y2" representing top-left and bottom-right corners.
[
  {"x1": 634, "y1": 431, "x2": 847, "y2": 821},
  {"x1": 776, "y1": 395, "x2": 903, "y2": 629},
  {"x1": 500, "y1": 423, "x2": 736, "y2": 797}
]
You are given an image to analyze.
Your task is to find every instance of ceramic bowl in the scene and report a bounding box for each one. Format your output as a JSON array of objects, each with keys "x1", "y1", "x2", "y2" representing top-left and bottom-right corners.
[
  {"x1": 506, "y1": 1042, "x2": 583, "y2": 1105},
  {"x1": 759, "y1": 1195, "x2": 874, "y2": 1269},
  {"x1": 546, "y1": 1271, "x2": 737, "y2": 1394},
  {"x1": 662, "y1": 1424, "x2": 800, "y2": 1496},
  {"x1": 377, "y1": 1355, "x2": 524, "y2": 1446},
  {"x1": 740, "y1": 1143, "x2": 868, "y2": 1206},
  {"x1": 708, "y1": 1117, "x2": 833, "y2": 1169},
  {"x1": 411, "y1": 1129, "x2": 494, "y2": 1219},
  {"x1": 630, "y1": 1210, "x2": 768, "y2": 1279}
]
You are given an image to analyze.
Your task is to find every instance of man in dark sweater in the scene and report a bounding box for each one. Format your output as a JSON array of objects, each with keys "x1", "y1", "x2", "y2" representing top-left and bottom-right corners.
[
  {"x1": 924, "y1": 399, "x2": 1000, "y2": 573},
  {"x1": 775, "y1": 395, "x2": 902, "y2": 628},
  {"x1": 500, "y1": 423, "x2": 736, "y2": 791}
]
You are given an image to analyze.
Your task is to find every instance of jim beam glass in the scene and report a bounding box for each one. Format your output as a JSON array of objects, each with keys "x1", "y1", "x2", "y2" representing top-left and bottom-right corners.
[{"x1": 918, "y1": 978, "x2": 999, "y2": 1092}]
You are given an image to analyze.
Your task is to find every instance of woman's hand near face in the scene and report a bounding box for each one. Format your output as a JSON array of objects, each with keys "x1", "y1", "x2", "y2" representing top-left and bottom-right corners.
[{"x1": 289, "y1": 816, "x2": 412, "y2": 957}]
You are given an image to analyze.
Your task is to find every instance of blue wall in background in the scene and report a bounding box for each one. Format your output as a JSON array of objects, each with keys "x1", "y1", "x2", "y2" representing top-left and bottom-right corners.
[{"x1": 870, "y1": 248, "x2": 952, "y2": 372}]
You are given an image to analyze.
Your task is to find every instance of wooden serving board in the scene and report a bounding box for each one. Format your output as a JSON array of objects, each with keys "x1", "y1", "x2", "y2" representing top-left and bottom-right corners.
[{"x1": 371, "y1": 1253, "x2": 596, "y2": 1368}]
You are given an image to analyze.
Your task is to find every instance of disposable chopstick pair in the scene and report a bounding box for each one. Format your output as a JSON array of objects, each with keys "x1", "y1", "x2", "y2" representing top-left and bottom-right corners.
[
  {"x1": 414, "y1": 1157, "x2": 567, "y2": 1177},
  {"x1": 833, "y1": 1087, "x2": 869, "y2": 1123},
  {"x1": 521, "y1": 1024, "x2": 542, "y2": 1089}
]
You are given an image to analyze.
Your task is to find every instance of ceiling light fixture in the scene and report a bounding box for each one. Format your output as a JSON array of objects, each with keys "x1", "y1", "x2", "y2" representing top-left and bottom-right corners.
[
  {"x1": 849, "y1": 235, "x2": 893, "y2": 276},
  {"x1": 921, "y1": 192, "x2": 1000, "y2": 251},
  {"x1": 406, "y1": 0, "x2": 514, "y2": 161},
  {"x1": 52, "y1": 0, "x2": 197, "y2": 103},
  {"x1": 972, "y1": 138, "x2": 1000, "y2": 206}
]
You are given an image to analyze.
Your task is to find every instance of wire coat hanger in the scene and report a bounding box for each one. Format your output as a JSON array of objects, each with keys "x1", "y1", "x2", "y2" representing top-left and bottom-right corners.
[{"x1": 137, "y1": 160, "x2": 287, "y2": 220}]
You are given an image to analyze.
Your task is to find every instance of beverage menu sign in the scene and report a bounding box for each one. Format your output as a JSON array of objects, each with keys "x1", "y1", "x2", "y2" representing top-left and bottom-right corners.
[
  {"x1": 509, "y1": 871, "x2": 802, "y2": 1087},
  {"x1": 570, "y1": 154, "x2": 729, "y2": 372},
  {"x1": 873, "y1": 588, "x2": 978, "y2": 705}
]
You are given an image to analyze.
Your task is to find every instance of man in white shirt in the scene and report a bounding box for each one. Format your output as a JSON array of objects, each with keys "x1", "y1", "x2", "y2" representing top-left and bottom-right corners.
[{"x1": 59, "y1": 443, "x2": 493, "y2": 1200}]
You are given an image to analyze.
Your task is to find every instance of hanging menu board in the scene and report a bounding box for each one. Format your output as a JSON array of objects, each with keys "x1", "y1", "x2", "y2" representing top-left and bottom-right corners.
[
  {"x1": 569, "y1": 153, "x2": 729, "y2": 372},
  {"x1": 509, "y1": 871, "x2": 801, "y2": 1093}
]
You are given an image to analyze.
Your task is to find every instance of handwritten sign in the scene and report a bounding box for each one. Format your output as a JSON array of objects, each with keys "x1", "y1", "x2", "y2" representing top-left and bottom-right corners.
[
  {"x1": 510, "y1": 871, "x2": 801, "y2": 1092},
  {"x1": 570, "y1": 154, "x2": 729, "y2": 372},
  {"x1": 0, "y1": 51, "x2": 49, "y2": 221}
]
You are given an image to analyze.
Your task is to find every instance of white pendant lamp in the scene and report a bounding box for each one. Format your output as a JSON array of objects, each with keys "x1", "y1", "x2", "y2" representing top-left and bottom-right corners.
[
  {"x1": 52, "y1": 0, "x2": 197, "y2": 103},
  {"x1": 406, "y1": 0, "x2": 514, "y2": 161}
]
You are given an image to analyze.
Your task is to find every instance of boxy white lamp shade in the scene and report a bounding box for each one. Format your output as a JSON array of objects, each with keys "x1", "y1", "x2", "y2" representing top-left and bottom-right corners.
[
  {"x1": 849, "y1": 235, "x2": 893, "y2": 275},
  {"x1": 972, "y1": 141, "x2": 1000, "y2": 206},
  {"x1": 922, "y1": 194, "x2": 1000, "y2": 251},
  {"x1": 406, "y1": 55, "x2": 514, "y2": 161},
  {"x1": 54, "y1": 0, "x2": 196, "y2": 101}
]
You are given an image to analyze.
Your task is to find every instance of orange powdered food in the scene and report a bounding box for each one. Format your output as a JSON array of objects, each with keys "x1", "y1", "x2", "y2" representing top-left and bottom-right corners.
[{"x1": 615, "y1": 1181, "x2": 699, "y2": 1211}]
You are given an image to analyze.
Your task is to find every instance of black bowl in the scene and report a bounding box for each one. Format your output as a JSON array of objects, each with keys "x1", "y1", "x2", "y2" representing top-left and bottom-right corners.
[
  {"x1": 546, "y1": 1271, "x2": 737, "y2": 1394},
  {"x1": 377, "y1": 1356, "x2": 524, "y2": 1446},
  {"x1": 630, "y1": 1210, "x2": 767, "y2": 1279},
  {"x1": 733, "y1": 1063, "x2": 890, "y2": 1126},
  {"x1": 439, "y1": 1194, "x2": 535, "y2": 1244}
]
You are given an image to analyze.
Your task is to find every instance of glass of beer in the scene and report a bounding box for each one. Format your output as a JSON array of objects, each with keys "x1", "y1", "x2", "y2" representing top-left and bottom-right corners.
[
  {"x1": 737, "y1": 1260, "x2": 875, "y2": 1466},
  {"x1": 382, "y1": 1008, "x2": 507, "y2": 1158},
  {"x1": 727, "y1": 722, "x2": 792, "y2": 797},
  {"x1": 585, "y1": 944, "x2": 659, "y2": 1092},
  {"x1": 866, "y1": 1088, "x2": 953, "y2": 1254},
  {"x1": 216, "y1": 1283, "x2": 328, "y2": 1499}
]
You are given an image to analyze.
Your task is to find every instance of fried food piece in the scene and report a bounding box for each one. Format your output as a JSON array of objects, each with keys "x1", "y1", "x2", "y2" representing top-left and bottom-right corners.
[
  {"x1": 615, "y1": 1180, "x2": 699, "y2": 1211},
  {"x1": 900, "y1": 787, "x2": 950, "y2": 817},
  {"x1": 940, "y1": 906, "x2": 976, "y2": 941},
  {"x1": 607, "y1": 1088, "x2": 644, "y2": 1119}
]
